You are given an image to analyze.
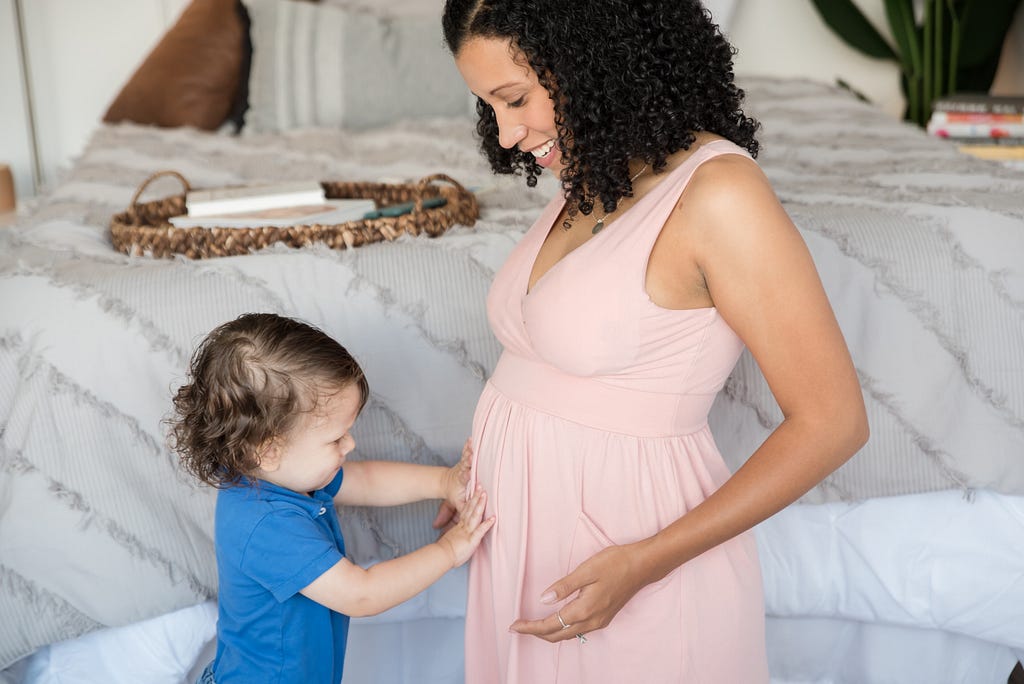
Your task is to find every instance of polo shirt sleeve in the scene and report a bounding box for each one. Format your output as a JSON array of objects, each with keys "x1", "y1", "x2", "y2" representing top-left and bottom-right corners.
[{"x1": 240, "y1": 509, "x2": 344, "y2": 603}]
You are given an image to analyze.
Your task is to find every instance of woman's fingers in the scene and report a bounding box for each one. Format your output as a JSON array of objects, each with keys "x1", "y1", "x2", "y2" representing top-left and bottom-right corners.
[{"x1": 509, "y1": 598, "x2": 593, "y2": 643}]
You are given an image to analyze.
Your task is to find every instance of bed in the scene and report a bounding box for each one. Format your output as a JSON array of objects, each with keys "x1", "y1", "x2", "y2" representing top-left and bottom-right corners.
[{"x1": 2, "y1": 1, "x2": 1022, "y2": 683}]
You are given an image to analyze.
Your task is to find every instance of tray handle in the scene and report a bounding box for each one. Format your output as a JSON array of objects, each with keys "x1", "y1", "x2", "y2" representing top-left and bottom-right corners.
[
  {"x1": 413, "y1": 173, "x2": 470, "y2": 212},
  {"x1": 128, "y1": 170, "x2": 191, "y2": 210}
]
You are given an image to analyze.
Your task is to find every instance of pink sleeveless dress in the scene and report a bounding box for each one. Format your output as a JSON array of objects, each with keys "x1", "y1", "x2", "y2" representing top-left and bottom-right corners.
[{"x1": 465, "y1": 139, "x2": 769, "y2": 683}]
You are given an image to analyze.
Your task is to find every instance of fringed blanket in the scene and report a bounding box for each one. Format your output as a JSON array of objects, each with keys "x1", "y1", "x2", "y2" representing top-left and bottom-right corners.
[{"x1": 1, "y1": 77, "x2": 1021, "y2": 666}]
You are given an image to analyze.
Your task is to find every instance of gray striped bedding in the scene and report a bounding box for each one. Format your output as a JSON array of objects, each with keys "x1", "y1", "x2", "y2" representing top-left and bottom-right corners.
[{"x1": 1, "y1": 76, "x2": 1021, "y2": 667}]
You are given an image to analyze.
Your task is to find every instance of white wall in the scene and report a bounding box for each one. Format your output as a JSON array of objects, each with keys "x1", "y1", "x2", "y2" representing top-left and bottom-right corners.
[
  {"x1": 0, "y1": 0, "x2": 1021, "y2": 202},
  {"x1": 0, "y1": 0, "x2": 188, "y2": 201},
  {"x1": 729, "y1": 0, "x2": 1024, "y2": 120},
  {"x1": 730, "y1": 0, "x2": 903, "y2": 117},
  {"x1": 0, "y1": 0, "x2": 36, "y2": 204}
]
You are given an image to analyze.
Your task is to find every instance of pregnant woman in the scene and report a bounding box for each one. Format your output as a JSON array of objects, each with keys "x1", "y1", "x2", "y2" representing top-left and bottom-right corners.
[{"x1": 441, "y1": 0, "x2": 869, "y2": 680}]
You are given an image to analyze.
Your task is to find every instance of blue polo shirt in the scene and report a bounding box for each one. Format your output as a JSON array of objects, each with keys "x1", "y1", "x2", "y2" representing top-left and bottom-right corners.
[{"x1": 212, "y1": 470, "x2": 348, "y2": 684}]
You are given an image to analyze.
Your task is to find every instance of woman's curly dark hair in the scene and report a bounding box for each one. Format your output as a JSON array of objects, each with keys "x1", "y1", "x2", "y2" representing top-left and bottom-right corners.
[
  {"x1": 443, "y1": 0, "x2": 760, "y2": 216},
  {"x1": 168, "y1": 313, "x2": 369, "y2": 488}
]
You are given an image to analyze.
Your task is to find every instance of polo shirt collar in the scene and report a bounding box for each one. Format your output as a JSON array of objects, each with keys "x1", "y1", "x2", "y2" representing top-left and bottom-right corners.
[{"x1": 237, "y1": 475, "x2": 334, "y2": 518}]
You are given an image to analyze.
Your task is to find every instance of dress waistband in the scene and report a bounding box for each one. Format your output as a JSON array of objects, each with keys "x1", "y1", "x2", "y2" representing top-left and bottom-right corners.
[{"x1": 489, "y1": 353, "x2": 714, "y2": 437}]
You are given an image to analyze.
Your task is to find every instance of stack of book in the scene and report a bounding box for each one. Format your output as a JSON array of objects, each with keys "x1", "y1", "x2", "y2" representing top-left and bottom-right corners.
[
  {"x1": 168, "y1": 180, "x2": 453, "y2": 229},
  {"x1": 169, "y1": 181, "x2": 377, "y2": 229},
  {"x1": 926, "y1": 94, "x2": 1024, "y2": 162}
]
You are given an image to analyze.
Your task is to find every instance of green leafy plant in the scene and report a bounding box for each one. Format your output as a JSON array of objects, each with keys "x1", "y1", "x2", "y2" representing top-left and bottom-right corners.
[{"x1": 809, "y1": 0, "x2": 1023, "y2": 126}]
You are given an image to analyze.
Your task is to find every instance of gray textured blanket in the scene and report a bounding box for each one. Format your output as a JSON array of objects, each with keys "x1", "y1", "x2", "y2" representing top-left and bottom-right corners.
[{"x1": 1, "y1": 77, "x2": 1022, "y2": 666}]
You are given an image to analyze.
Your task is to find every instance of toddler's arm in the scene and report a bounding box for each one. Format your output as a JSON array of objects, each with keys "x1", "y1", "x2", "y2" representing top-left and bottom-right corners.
[
  {"x1": 335, "y1": 439, "x2": 472, "y2": 511},
  {"x1": 301, "y1": 486, "x2": 494, "y2": 617}
]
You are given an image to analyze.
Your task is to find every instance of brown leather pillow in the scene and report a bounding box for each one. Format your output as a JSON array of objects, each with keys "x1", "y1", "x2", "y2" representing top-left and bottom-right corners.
[{"x1": 103, "y1": 0, "x2": 249, "y2": 131}]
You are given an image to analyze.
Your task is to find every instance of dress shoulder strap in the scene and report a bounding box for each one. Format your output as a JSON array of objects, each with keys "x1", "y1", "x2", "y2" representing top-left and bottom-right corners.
[
  {"x1": 650, "y1": 138, "x2": 752, "y2": 212},
  {"x1": 625, "y1": 139, "x2": 754, "y2": 247}
]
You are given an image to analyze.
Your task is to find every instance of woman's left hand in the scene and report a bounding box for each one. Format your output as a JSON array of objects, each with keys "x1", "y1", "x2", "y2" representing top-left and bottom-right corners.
[{"x1": 508, "y1": 542, "x2": 652, "y2": 642}]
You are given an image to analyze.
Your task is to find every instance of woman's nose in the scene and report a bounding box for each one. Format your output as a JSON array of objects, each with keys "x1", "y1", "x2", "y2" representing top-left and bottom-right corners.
[{"x1": 498, "y1": 123, "x2": 528, "y2": 150}]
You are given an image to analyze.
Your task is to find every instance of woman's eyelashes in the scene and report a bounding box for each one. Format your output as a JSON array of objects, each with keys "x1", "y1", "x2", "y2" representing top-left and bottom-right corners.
[{"x1": 507, "y1": 96, "x2": 526, "y2": 108}]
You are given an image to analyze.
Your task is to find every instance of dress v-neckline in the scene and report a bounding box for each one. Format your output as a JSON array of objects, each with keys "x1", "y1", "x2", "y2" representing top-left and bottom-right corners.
[
  {"x1": 525, "y1": 195, "x2": 604, "y2": 297},
  {"x1": 524, "y1": 142, "x2": 720, "y2": 298},
  {"x1": 525, "y1": 181, "x2": 662, "y2": 297}
]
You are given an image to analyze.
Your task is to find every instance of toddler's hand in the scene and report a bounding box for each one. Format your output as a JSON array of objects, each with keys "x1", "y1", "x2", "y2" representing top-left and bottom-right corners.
[
  {"x1": 442, "y1": 438, "x2": 473, "y2": 514},
  {"x1": 438, "y1": 485, "x2": 494, "y2": 568}
]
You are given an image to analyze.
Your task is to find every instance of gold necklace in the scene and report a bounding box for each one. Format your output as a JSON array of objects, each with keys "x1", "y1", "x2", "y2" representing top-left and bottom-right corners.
[{"x1": 561, "y1": 164, "x2": 649, "y2": 234}]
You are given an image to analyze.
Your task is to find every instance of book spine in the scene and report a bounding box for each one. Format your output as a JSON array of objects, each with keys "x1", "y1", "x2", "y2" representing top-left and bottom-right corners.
[
  {"x1": 187, "y1": 190, "x2": 326, "y2": 218},
  {"x1": 929, "y1": 111, "x2": 1024, "y2": 125},
  {"x1": 186, "y1": 181, "x2": 324, "y2": 203},
  {"x1": 957, "y1": 144, "x2": 1024, "y2": 161},
  {"x1": 927, "y1": 121, "x2": 1024, "y2": 140},
  {"x1": 932, "y1": 98, "x2": 1024, "y2": 115},
  {"x1": 942, "y1": 136, "x2": 1024, "y2": 146}
]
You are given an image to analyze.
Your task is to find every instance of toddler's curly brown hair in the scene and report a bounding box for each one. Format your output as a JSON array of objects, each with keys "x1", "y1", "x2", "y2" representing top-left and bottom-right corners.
[{"x1": 169, "y1": 313, "x2": 369, "y2": 487}]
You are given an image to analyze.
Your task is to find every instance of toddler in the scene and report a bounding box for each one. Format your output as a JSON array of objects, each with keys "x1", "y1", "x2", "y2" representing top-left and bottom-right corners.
[{"x1": 169, "y1": 312, "x2": 493, "y2": 684}]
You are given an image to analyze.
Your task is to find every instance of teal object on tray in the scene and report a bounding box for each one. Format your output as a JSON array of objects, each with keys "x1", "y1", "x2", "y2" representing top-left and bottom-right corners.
[{"x1": 363, "y1": 196, "x2": 447, "y2": 219}]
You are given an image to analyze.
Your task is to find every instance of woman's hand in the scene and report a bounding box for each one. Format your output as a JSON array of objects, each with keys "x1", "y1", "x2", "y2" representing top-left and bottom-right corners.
[{"x1": 509, "y1": 542, "x2": 656, "y2": 642}]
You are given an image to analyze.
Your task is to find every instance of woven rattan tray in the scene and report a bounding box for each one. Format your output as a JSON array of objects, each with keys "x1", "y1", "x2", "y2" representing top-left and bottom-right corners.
[{"x1": 110, "y1": 170, "x2": 480, "y2": 259}]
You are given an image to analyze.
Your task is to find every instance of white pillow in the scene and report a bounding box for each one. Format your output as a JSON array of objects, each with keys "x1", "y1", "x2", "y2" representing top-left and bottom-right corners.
[
  {"x1": 20, "y1": 601, "x2": 217, "y2": 684},
  {"x1": 242, "y1": 0, "x2": 472, "y2": 132}
]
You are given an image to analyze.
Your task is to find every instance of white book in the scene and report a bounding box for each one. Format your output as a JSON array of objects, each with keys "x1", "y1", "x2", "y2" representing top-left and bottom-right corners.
[
  {"x1": 168, "y1": 199, "x2": 378, "y2": 229},
  {"x1": 927, "y1": 119, "x2": 1024, "y2": 139},
  {"x1": 185, "y1": 181, "x2": 326, "y2": 218}
]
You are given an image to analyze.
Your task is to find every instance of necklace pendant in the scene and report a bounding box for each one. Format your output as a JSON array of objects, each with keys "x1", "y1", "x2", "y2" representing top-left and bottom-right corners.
[{"x1": 592, "y1": 218, "x2": 605, "y2": 234}]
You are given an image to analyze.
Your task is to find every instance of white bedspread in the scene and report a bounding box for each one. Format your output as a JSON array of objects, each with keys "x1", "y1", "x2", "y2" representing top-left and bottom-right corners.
[
  {"x1": 758, "y1": 490, "x2": 1024, "y2": 649},
  {"x1": 9, "y1": 490, "x2": 1021, "y2": 683}
]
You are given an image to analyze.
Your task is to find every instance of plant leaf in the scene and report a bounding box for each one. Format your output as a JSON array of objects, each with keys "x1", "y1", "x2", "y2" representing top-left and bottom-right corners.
[
  {"x1": 958, "y1": 0, "x2": 1021, "y2": 66},
  {"x1": 883, "y1": 0, "x2": 921, "y2": 75},
  {"x1": 955, "y1": 0, "x2": 1022, "y2": 91},
  {"x1": 809, "y1": 0, "x2": 899, "y2": 60}
]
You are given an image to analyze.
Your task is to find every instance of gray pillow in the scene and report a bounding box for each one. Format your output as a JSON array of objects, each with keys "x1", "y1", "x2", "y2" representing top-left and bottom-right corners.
[{"x1": 242, "y1": 0, "x2": 473, "y2": 132}]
